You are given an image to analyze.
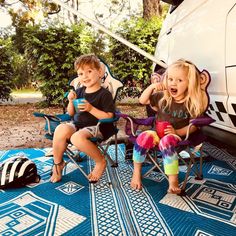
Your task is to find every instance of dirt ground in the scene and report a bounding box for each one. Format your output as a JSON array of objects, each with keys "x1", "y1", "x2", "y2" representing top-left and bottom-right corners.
[{"x1": 0, "y1": 103, "x2": 146, "y2": 150}]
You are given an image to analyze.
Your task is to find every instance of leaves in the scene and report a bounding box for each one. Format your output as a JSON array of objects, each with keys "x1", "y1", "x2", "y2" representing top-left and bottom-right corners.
[
  {"x1": 23, "y1": 23, "x2": 102, "y2": 105},
  {"x1": 110, "y1": 16, "x2": 163, "y2": 99}
]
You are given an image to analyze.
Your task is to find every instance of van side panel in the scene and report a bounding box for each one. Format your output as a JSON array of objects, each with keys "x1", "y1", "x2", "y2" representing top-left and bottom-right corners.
[
  {"x1": 226, "y1": 4, "x2": 236, "y2": 133},
  {"x1": 155, "y1": 0, "x2": 236, "y2": 134}
]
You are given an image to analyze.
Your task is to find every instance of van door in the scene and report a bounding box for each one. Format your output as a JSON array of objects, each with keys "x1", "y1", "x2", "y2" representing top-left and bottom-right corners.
[{"x1": 225, "y1": 3, "x2": 236, "y2": 133}]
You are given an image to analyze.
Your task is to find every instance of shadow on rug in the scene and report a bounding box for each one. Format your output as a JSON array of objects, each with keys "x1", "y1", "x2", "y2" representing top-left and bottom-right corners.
[{"x1": 0, "y1": 144, "x2": 235, "y2": 235}]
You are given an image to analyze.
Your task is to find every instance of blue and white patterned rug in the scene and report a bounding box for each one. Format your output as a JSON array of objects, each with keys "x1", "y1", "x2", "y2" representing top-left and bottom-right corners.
[{"x1": 0, "y1": 143, "x2": 235, "y2": 236}]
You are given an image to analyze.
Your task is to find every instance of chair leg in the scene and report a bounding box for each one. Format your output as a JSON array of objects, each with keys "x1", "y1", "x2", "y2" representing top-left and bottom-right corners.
[
  {"x1": 179, "y1": 145, "x2": 204, "y2": 191},
  {"x1": 144, "y1": 153, "x2": 168, "y2": 180},
  {"x1": 98, "y1": 144, "x2": 118, "y2": 167},
  {"x1": 196, "y1": 147, "x2": 204, "y2": 180},
  {"x1": 66, "y1": 146, "x2": 83, "y2": 162},
  {"x1": 65, "y1": 148, "x2": 90, "y2": 180}
]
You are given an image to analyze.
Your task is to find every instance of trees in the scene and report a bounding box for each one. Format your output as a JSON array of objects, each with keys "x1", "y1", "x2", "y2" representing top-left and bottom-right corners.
[
  {"x1": 110, "y1": 16, "x2": 162, "y2": 99},
  {"x1": 0, "y1": 38, "x2": 14, "y2": 100},
  {"x1": 143, "y1": 0, "x2": 162, "y2": 19},
  {"x1": 0, "y1": 0, "x2": 167, "y2": 103},
  {"x1": 23, "y1": 23, "x2": 103, "y2": 105}
]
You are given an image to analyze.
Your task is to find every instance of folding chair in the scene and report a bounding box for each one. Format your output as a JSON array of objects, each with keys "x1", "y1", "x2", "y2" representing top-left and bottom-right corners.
[
  {"x1": 34, "y1": 60, "x2": 123, "y2": 181},
  {"x1": 117, "y1": 69, "x2": 215, "y2": 194}
]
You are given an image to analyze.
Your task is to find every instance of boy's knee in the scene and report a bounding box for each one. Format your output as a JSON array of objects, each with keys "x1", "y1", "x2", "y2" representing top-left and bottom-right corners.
[
  {"x1": 71, "y1": 130, "x2": 88, "y2": 145},
  {"x1": 54, "y1": 124, "x2": 74, "y2": 139}
]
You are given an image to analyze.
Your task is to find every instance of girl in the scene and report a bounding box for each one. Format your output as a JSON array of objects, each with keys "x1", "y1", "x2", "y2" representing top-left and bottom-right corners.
[{"x1": 131, "y1": 59, "x2": 208, "y2": 194}]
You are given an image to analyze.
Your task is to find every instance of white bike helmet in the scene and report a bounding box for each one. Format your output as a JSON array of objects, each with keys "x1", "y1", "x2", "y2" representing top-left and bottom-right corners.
[{"x1": 0, "y1": 156, "x2": 40, "y2": 189}]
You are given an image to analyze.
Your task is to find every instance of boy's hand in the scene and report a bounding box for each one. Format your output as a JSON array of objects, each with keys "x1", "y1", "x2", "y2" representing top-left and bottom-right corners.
[
  {"x1": 78, "y1": 100, "x2": 93, "y2": 112},
  {"x1": 68, "y1": 90, "x2": 77, "y2": 101}
]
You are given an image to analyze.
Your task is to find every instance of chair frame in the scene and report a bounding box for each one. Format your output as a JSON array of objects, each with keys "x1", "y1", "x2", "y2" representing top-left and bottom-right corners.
[{"x1": 117, "y1": 113, "x2": 215, "y2": 194}]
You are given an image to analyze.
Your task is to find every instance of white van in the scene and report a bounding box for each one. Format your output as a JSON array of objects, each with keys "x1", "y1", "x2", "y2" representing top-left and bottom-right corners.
[{"x1": 154, "y1": 0, "x2": 236, "y2": 143}]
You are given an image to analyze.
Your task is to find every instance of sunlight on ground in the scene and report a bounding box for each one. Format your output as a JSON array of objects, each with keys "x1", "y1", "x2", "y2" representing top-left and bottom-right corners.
[{"x1": 11, "y1": 89, "x2": 43, "y2": 98}]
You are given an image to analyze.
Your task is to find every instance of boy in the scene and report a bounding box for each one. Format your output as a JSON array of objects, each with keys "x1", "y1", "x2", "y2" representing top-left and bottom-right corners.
[{"x1": 51, "y1": 54, "x2": 116, "y2": 183}]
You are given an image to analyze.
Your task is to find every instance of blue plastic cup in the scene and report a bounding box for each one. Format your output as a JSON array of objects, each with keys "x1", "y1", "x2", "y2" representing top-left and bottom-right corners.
[{"x1": 73, "y1": 98, "x2": 85, "y2": 112}]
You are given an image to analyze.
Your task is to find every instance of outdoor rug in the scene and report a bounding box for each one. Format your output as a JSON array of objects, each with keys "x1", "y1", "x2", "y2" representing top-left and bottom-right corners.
[{"x1": 0, "y1": 143, "x2": 236, "y2": 236}]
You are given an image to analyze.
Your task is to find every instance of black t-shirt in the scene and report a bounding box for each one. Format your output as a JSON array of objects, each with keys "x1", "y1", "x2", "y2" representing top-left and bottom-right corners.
[
  {"x1": 150, "y1": 92, "x2": 191, "y2": 130},
  {"x1": 73, "y1": 86, "x2": 116, "y2": 139}
]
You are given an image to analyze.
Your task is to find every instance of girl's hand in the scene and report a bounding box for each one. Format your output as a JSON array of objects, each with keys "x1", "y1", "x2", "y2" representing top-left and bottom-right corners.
[
  {"x1": 78, "y1": 100, "x2": 93, "y2": 112},
  {"x1": 151, "y1": 73, "x2": 162, "y2": 83},
  {"x1": 164, "y1": 125, "x2": 176, "y2": 135},
  {"x1": 68, "y1": 90, "x2": 77, "y2": 101},
  {"x1": 153, "y1": 82, "x2": 166, "y2": 92}
]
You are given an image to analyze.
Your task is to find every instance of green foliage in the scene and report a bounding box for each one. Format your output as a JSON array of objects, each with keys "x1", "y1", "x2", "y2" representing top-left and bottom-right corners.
[
  {"x1": 0, "y1": 38, "x2": 14, "y2": 100},
  {"x1": 110, "y1": 16, "x2": 163, "y2": 98},
  {"x1": 1, "y1": 14, "x2": 164, "y2": 104},
  {"x1": 23, "y1": 23, "x2": 103, "y2": 105}
]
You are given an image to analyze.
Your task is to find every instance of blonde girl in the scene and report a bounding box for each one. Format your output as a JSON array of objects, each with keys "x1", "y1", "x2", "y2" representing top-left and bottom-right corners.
[{"x1": 131, "y1": 59, "x2": 208, "y2": 194}]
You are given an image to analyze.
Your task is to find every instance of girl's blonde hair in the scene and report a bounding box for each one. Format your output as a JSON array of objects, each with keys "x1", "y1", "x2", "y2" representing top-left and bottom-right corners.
[
  {"x1": 74, "y1": 54, "x2": 101, "y2": 71},
  {"x1": 159, "y1": 59, "x2": 208, "y2": 118}
]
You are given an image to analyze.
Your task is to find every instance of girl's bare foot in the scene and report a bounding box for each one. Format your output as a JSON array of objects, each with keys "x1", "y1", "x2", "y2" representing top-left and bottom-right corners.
[
  {"x1": 168, "y1": 174, "x2": 181, "y2": 194},
  {"x1": 130, "y1": 171, "x2": 142, "y2": 190},
  {"x1": 88, "y1": 159, "x2": 106, "y2": 182},
  {"x1": 167, "y1": 187, "x2": 181, "y2": 194},
  {"x1": 50, "y1": 160, "x2": 66, "y2": 183}
]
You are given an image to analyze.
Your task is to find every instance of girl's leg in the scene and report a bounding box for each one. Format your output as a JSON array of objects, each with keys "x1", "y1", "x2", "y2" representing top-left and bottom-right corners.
[
  {"x1": 50, "y1": 123, "x2": 76, "y2": 183},
  {"x1": 131, "y1": 162, "x2": 143, "y2": 190},
  {"x1": 70, "y1": 129, "x2": 106, "y2": 182},
  {"x1": 131, "y1": 130, "x2": 160, "y2": 190},
  {"x1": 159, "y1": 134, "x2": 181, "y2": 194}
]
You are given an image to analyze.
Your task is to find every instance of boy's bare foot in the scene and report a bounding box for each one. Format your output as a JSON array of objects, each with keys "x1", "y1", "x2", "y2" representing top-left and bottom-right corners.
[
  {"x1": 88, "y1": 159, "x2": 106, "y2": 182},
  {"x1": 130, "y1": 172, "x2": 142, "y2": 190},
  {"x1": 50, "y1": 160, "x2": 66, "y2": 183},
  {"x1": 168, "y1": 174, "x2": 181, "y2": 194}
]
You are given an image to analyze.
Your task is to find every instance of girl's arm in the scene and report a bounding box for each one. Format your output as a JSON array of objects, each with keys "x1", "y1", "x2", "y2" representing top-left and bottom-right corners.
[
  {"x1": 139, "y1": 83, "x2": 165, "y2": 105},
  {"x1": 175, "y1": 125, "x2": 198, "y2": 137},
  {"x1": 165, "y1": 124, "x2": 198, "y2": 137}
]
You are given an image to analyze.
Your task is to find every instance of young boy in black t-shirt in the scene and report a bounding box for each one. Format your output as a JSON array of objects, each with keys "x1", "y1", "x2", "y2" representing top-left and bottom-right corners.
[{"x1": 50, "y1": 54, "x2": 115, "y2": 183}]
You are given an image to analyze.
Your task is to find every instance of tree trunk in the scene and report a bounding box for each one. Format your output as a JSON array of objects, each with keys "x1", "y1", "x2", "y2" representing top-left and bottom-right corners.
[{"x1": 143, "y1": 0, "x2": 161, "y2": 20}]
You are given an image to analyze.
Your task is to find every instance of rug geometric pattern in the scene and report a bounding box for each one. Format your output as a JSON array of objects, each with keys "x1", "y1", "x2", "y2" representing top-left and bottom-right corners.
[{"x1": 0, "y1": 144, "x2": 236, "y2": 235}]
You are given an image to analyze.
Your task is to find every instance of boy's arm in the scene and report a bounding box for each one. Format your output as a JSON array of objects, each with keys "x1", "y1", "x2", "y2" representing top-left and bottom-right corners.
[
  {"x1": 80, "y1": 92, "x2": 114, "y2": 119},
  {"x1": 67, "y1": 100, "x2": 75, "y2": 116},
  {"x1": 67, "y1": 90, "x2": 76, "y2": 116},
  {"x1": 89, "y1": 107, "x2": 113, "y2": 120}
]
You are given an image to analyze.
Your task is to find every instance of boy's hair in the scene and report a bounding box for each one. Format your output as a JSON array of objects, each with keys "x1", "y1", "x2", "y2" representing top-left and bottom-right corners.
[
  {"x1": 159, "y1": 59, "x2": 208, "y2": 118},
  {"x1": 74, "y1": 54, "x2": 101, "y2": 71}
]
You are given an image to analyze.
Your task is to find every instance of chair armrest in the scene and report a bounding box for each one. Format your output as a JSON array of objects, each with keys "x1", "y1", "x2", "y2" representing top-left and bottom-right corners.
[
  {"x1": 115, "y1": 112, "x2": 155, "y2": 137},
  {"x1": 98, "y1": 116, "x2": 119, "y2": 123},
  {"x1": 185, "y1": 116, "x2": 215, "y2": 140},
  {"x1": 33, "y1": 112, "x2": 61, "y2": 122},
  {"x1": 190, "y1": 116, "x2": 215, "y2": 127}
]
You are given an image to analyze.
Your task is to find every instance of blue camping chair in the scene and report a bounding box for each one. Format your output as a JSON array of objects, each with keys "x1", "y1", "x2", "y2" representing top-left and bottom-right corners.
[
  {"x1": 116, "y1": 69, "x2": 215, "y2": 194},
  {"x1": 34, "y1": 60, "x2": 123, "y2": 181}
]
